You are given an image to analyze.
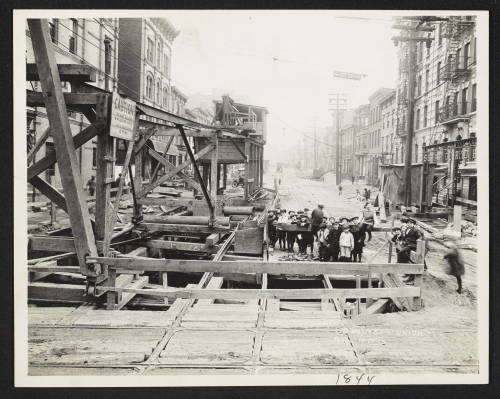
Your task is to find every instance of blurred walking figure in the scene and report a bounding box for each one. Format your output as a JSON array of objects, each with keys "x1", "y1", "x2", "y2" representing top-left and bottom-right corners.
[
  {"x1": 338, "y1": 184, "x2": 342, "y2": 196},
  {"x1": 444, "y1": 243, "x2": 465, "y2": 294}
]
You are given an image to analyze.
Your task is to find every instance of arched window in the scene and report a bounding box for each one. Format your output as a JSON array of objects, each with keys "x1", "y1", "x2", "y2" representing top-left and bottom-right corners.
[
  {"x1": 145, "y1": 75, "x2": 153, "y2": 99},
  {"x1": 156, "y1": 81, "x2": 161, "y2": 104}
]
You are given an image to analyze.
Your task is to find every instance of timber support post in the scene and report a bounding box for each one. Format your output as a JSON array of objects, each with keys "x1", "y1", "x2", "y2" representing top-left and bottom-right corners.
[{"x1": 28, "y1": 19, "x2": 100, "y2": 278}]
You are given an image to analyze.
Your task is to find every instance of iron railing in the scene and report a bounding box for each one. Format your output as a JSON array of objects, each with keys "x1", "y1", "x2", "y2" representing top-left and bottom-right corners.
[
  {"x1": 438, "y1": 101, "x2": 471, "y2": 122},
  {"x1": 423, "y1": 137, "x2": 476, "y2": 164}
]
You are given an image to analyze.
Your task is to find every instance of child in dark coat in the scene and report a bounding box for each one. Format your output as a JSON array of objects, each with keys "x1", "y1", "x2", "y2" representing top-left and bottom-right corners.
[{"x1": 444, "y1": 243, "x2": 465, "y2": 294}]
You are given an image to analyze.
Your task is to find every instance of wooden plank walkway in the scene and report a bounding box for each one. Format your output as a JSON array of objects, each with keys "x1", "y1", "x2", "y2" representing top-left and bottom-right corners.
[{"x1": 27, "y1": 299, "x2": 478, "y2": 375}]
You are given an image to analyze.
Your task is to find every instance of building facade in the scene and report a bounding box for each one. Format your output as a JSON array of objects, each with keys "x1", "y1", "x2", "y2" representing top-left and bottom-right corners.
[
  {"x1": 118, "y1": 18, "x2": 188, "y2": 180},
  {"x1": 396, "y1": 16, "x2": 477, "y2": 206},
  {"x1": 27, "y1": 18, "x2": 120, "y2": 191},
  {"x1": 353, "y1": 104, "x2": 370, "y2": 179},
  {"x1": 366, "y1": 88, "x2": 394, "y2": 185},
  {"x1": 380, "y1": 90, "x2": 397, "y2": 165}
]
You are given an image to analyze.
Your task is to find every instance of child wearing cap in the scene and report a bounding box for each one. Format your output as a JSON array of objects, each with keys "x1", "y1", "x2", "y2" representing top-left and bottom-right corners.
[
  {"x1": 276, "y1": 209, "x2": 288, "y2": 250},
  {"x1": 339, "y1": 225, "x2": 354, "y2": 261}
]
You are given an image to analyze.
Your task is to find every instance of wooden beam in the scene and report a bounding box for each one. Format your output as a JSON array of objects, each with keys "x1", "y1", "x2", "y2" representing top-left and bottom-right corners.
[
  {"x1": 177, "y1": 124, "x2": 214, "y2": 219},
  {"x1": 364, "y1": 298, "x2": 390, "y2": 314},
  {"x1": 28, "y1": 265, "x2": 80, "y2": 273},
  {"x1": 137, "y1": 223, "x2": 230, "y2": 234},
  {"x1": 103, "y1": 115, "x2": 139, "y2": 254},
  {"x1": 27, "y1": 127, "x2": 50, "y2": 164},
  {"x1": 147, "y1": 147, "x2": 201, "y2": 192},
  {"x1": 29, "y1": 236, "x2": 104, "y2": 252},
  {"x1": 139, "y1": 143, "x2": 215, "y2": 196},
  {"x1": 27, "y1": 91, "x2": 101, "y2": 107},
  {"x1": 210, "y1": 138, "x2": 218, "y2": 217},
  {"x1": 29, "y1": 176, "x2": 67, "y2": 212},
  {"x1": 150, "y1": 135, "x2": 175, "y2": 182},
  {"x1": 28, "y1": 120, "x2": 105, "y2": 181},
  {"x1": 28, "y1": 19, "x2": 99, "y2": 277},
  {"x1": 133, "y1": 127, "x2": 157, "y2": 155},
  {"x1": 136, "y1": 197, "x2": 198, "y2": 207},
  {"x1": 145, "y1": 239, "x2": 218, "y2": 253},
  {"x1": 116, "y1": 276, "x2": 149, "y2": 310},
  {"x1": 89, "y1": 257, "x2": 425, "y2": 275},
  {"x1": 140, "y1": 127, "x2": 214, "y2": 138},
  {"x1": 98, "y1": 286, "x2": 421, "y2": 300},
  {"x1": 28, "y1": 282, "x2": 90, "y2": 303},
  {"x1": 95, "y1": 94, "x2": 114, "y2": 256},
  {"x1": 26, "y1": 63, "x2": 97, "y2": 82},
  {"x1": 206, "y1": 233, "x2": 221, "y2": 247}
]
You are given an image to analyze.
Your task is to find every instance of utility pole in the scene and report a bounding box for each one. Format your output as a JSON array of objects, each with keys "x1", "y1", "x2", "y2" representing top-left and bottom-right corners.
[
  {"x1": 328, "y1": 94, "x2": 347, "y2": 185},
  {"x1": 392, "y1": 19, "x2": 434, "y2": 206}
]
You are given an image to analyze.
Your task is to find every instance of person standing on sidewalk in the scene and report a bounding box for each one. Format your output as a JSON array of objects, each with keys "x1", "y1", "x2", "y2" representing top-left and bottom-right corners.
[
  {"x1": 317, "y1": 223, "x2": 330, "y2": 261},
  {"x1": 338, "y1": 184, "x2": 343, "y2": 196},
  {"x1": 339, "y1": 226, "x2": 354, "y2": 261}
]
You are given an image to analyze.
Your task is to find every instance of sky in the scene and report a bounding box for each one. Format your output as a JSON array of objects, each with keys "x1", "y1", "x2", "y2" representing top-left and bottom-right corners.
[{"x1": 166, "y1": 10, "x2": 399, "y2": 162}]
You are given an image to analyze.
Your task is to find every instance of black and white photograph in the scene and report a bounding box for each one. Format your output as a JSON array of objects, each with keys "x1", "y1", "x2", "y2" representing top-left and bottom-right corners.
[{"x1": 13, "y1": 9, "x2": 488, "y2": 386}]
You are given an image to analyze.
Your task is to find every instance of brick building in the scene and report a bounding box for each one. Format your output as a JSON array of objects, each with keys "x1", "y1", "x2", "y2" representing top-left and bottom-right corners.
[
  {"x1": 26, "y1": 18, "x2": 120, "y2": 192},
  {"x1": 396, "y1": 16, "x2": 477, "y2": 206}
]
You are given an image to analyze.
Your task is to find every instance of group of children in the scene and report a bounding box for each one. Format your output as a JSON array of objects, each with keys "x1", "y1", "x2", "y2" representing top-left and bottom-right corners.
[{"x1": 267, "y1": 207, "x2": 372, "y2": 262}]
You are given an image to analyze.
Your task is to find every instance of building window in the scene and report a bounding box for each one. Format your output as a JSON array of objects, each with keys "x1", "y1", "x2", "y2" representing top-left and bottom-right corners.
[
  {"x1": 474, "y1": 37, "x2": 477, "y2": 63},
  {"x1": 157, "y1": 42, "x2": 162, "y2": 70},
  {"x1": 163, "y1": 87, "x2": 169, "y2": 107},
  {"x1": 435, "y1": 100, "x2": 440, "y2": 123},
  {"x1": 423, "y1": 105, "x2": 428, "y2": 127},
  {"x1": 464, "y1": 42, "x2": 470, "y2": 67},
  {"x1": 49, "y1": 19, "x2": 58, "y2": 43},
  {"x1": 163, "y1": 54, "x2": 169, "y2": 76},
  {"x1": 437, "y1": 61, "x2": 441, "y2": 84},
  {"x1": 437, "y1": 23, "x2": 442, "y2": 46},
  {"x1": 416, "y1": 108, "x2": 420, "y2": 130},
  {"x1": 456, "y1": 48, "x2": 461, "y2": 69},
  {"x1": 417, "y1": 75, "x2": 422, "y2": 96},
  {"x1": 415, "y1": 143, "x2": 418, "y2": 162},
  {"x1": 146, "y1": 75, "x2": 153, "y2": 99},
  {"x1": 425, "y1": 69, "x2": 429, "y2": 92},
  {"x1": 461, "y1": 87, "x2": 468, "y2": 114},
  {"x1": 471, "y1": 83, "x2": 477, "y2": 112},
  {"x1": 147, "y1": 37, "x2": 154, "y2": 62},
  {"x1": 156, "y1": 81, "x2": 161, "y2": 104},
  {"x1": 104, "y1": 38, "x2": 112, "y2": 91},
  {"x1": 69, "y1": 19, "x2": 78, "y2": 54},
  {"x1": 92, "y1": 147, "x2": 97, "y2": 168}
]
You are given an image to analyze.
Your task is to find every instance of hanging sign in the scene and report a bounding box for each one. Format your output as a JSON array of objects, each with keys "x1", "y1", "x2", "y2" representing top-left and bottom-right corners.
[
  {"x1": 333, "y1": 71, "x2": 367, "y2": 80},
  {"x1": 109, "y1": 92, "x2": 136, "y2": 141}
]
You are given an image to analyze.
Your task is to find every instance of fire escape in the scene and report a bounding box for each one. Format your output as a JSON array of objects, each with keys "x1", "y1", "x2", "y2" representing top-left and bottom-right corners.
[{"x1": 435, "y1": 17, "x2": 475, "y2": 203}]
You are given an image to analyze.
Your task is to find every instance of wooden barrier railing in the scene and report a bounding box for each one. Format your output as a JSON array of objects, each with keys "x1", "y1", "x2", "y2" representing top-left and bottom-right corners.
[{"x1": 88, "y1": 257, "x2": 424, "y2": 308}]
